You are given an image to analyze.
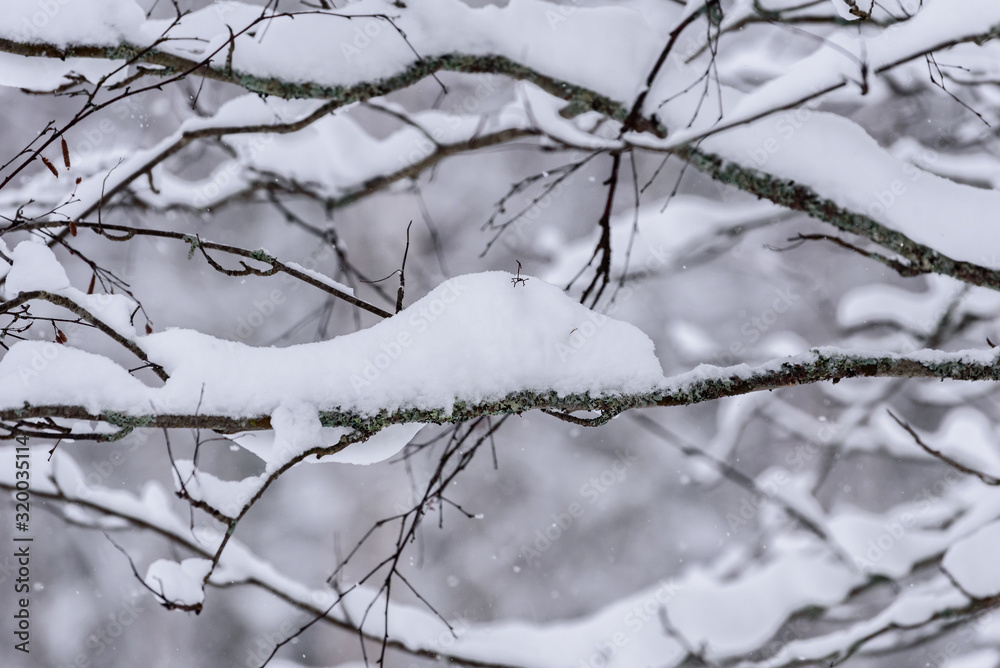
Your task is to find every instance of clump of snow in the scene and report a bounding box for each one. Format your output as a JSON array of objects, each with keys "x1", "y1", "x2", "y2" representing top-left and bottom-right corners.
[
  {"x1": 326, "y1": 423, "x2": 425, "y2": 465},
  {"x1": 171, "y1": 460, "x2": 265, "y2": 518},
  {"x1": 4, "y1": 240, "x2": 71, "y2": 294},
  {"x1": 139, "y1": 272, "x2": 665, "y2": 419},
  {"x1": 270, "y1": 402, "x2": 324, "y2": 466},
  {"x1": 142, "y1": 0, "x2": 660, "y2": 103},
  {"x1": 0, "y1": 0, "x2": 144, "y2": 46},
  {"x1": 145, "y1": 558, "x2": 212, "y2": 607},
  {"x1": 0, "y1": 341, "x2": 152, "y2": 415},
  {"x1": 3, "y1": 241, "x2": 139, "y2": 338},
  {"x1": 0, "y1": 269, "x2": 664, "y2": 461}
]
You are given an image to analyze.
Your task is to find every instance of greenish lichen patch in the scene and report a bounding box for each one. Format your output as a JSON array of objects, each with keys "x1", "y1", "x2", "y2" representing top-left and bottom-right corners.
[
  {"x1": 248, "y1": 249, "x2": 276, "y2": 264},
  {"x1": 105, "y1": 412, "x2": 155, "y2": 429},
  {"x1": 182, "y1": 235, "x2": 200, "y2": 259}
]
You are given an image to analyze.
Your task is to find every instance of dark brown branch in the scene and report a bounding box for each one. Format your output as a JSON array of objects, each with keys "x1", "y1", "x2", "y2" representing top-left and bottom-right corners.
[
  {"x1": 0, "y1": 478, "x2": 520, "y2": 668},
  {"x1": 0, "y1": 290, "x2": 168, "y2": 380},
  {"x1": 4, "y1": 221, "x2": 393, "y2": 319},
  {"x1": 887, "y1": 410, "x2": 1000, "y2": 485}
]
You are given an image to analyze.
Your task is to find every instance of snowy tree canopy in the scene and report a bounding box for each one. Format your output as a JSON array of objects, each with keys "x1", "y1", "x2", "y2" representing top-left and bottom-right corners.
[{"x1": 3, "y1": 0, "x2": 1000, "y2": 666}]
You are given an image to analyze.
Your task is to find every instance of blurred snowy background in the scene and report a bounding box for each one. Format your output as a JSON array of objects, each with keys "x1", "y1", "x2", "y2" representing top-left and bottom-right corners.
[{"x1": 3, "y1": 1, "x2": 1000, "y2": 667}]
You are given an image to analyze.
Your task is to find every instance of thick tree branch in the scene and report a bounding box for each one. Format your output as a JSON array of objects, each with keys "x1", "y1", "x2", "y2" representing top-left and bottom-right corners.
[
  {"x1": 0, "y1": 39, "x2": 635, "y2": 130},
  {"x1": 3, "y1": 347, "x2": 997, "y2": 439},
  {"x1": 675, "y1": 145, "x2": 1000, "y2": 291},
  {"x1": 6, "y1": 24, "x2": 1000, "y2": 297}
]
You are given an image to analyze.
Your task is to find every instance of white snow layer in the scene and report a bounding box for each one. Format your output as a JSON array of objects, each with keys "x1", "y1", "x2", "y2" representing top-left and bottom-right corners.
[
  {"x1": 2, "y1": 0, "x2": 1000, "y2": 274},
  {"x1": 0, "y1": 253, "x2": 664, "y2": 462},
  {"x1": 0, "y1": 0, "x2": 144, "y2": 46},
  {"x1": 145, "y1": 558, "x2": 212, "y2": 607},
  {"x1": 137, "y1": 271, "x2": 664, "y2": 416},
  {"x1": 3, "y1": 240, "x2": 139, "y2": 338}
]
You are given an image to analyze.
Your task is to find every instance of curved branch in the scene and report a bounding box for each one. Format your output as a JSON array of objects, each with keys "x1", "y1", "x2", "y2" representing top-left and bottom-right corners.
[
  {"x1": 4, "y1": 17, "x2": 1000, "y2": 297},
  {"x1": 674, "y1": 144, "x2": 1000, "y2": 291},
  {"x1": 0, "y1": 290, "x2": 168, "y2": 380},
  {"x1": 0, "y1": 38, "x2": 634, "y2": 129},
  {"x1": 128, "y1": 126, "x2": 541, "y2": 216},
  {"x1": 0, "y1": 477, "x2": 520, "y2": 668}
]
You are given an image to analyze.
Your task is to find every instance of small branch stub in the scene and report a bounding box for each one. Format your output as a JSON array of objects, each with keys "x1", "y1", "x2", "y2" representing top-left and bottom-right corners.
[{"x1": 511, "y1": 260, "x2": 528, "y2": 287}]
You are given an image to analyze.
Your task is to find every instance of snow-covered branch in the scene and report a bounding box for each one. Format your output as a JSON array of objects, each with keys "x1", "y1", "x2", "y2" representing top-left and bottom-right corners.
[{"x1": 5, "y1": 1, "x2": 1000, "y2": 666}]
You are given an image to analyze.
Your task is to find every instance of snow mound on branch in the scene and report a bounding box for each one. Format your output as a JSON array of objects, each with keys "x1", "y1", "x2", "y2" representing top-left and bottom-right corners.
[
  {"x1": 0, "y1": 0, "x2": 144, "y2": 46},
  {"x1": 144, "y1": 558, "x2": 211, "y2": 607},
  {"x1": 4, "y1": 239, "x2": 71, "y2": 293},
  {"x1": 0, "y1": 272, "x2": 663, "y2": 428},
  {"x1": 0, "y1": 340, "x2": 152, "y2": 415},
  {"x1": 326, "y1": 423, "x2": 425, "y2": 465},
  {"x1": 0, "y1": 0, "x2": 144, "y2": 90},
  {"x1": 142, "y1": 272, "x2": 664, "y2": 417},
  {"x1": 3, "y1": 241, "x2": 141, "y2": 338}
]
